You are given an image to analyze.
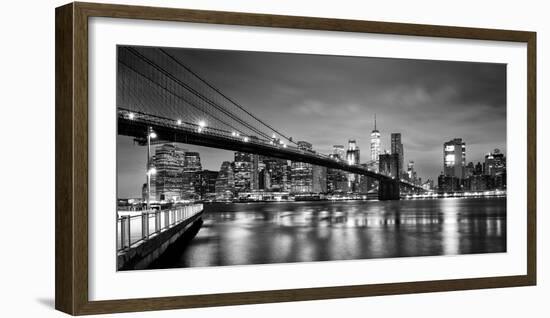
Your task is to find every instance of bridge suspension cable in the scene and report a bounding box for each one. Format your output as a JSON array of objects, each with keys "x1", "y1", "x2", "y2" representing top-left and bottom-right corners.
[
  {"x1": 118, "y1": 59, "x2": 245, "y2": 136},
  {"x1": 120, "y1": 47, "x2": 287, "y2": 143},
  {"x1": 158, "y1": 48, "x2": 297, "y2": 146}
]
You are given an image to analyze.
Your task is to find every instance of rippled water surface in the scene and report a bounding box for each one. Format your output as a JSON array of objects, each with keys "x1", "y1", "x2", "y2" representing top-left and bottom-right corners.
[{"x1": 150, "y1": 197, "x2": 506, "y2": 268}]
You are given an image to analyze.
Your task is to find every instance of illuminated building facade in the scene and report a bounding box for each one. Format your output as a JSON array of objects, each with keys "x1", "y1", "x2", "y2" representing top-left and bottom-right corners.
[
  {"x1": 250, "y1": 154, "x2": 260, "y2": 191},
  {"x1": 407, "y1": 160, "x2": 417, "y2": 184},
  {"x1": 370, "y1": 115, "x2": 381, "y2": 172},
  {"x1": 215, "y1": 161, "x2": 235, "y2": 199},
  {"x1": 198, "y1": 170, "x2": 218, "y2": 198},
  {"x1": 443, "y1": 138, "x2": 466, "y2": 179},
  {"x1": 234, "y1": 152, "x2": 252, "y2": 193},
  {"x1": 181, "y1": 151, "x2": 202, "y2": 199},
  {"x1": 346, "y1": 139, "x2": 360, "y2": 188},
  {"x1": 346, "y1": 139, "x2": 360, "y2": 165},
  {"x1": 332, "y1": 145, "x2": 345, "y2": 161},
  {"x1": 153, "y1": 143, "x2": 186, "y2": 201},
  {"x1": 484, "y1": 149, "x2": 506, "y2": 176},
  {"x1": 391, "y1": 133, "x2": 404, "y2": 177},
  {"x1": 438, "y1": 174, "x2": 461, "y2": 192},
  {"x1": 327, "y1": 168, "x2": 349, "y2": 193},
  {"x1": 263, "y1": 158, "x2": 291, "y2": 192},
  {"x1": 291, "y1": 141, "x2": 314, "y2": 193}
]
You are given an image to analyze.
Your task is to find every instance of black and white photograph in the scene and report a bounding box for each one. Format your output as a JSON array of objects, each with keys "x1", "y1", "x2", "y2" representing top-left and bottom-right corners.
[{"x1": 116, "y1": 45, "x2": 507, "y2": 271}]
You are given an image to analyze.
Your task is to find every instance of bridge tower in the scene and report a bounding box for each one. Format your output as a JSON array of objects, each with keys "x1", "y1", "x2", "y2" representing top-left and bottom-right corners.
[{"x1": 378, "y1": 179, "x2": 400, "y2": 200}]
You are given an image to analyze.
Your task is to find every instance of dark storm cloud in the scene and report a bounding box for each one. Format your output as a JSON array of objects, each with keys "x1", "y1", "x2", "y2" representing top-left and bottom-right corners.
[{"x1": 118, "y1": 46, "x2": 506, "y2": 197}]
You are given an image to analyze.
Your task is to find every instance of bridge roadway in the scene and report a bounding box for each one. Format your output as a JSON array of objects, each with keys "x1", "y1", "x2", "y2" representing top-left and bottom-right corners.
[{"x1": 117, "y1": 108, "x2": 423, "y2": 192}]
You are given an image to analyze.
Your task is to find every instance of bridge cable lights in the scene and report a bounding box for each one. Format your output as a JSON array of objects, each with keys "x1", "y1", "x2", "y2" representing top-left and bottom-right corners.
[{"x1": 198, "y1": 120, "x2": 206, "y2": 133}]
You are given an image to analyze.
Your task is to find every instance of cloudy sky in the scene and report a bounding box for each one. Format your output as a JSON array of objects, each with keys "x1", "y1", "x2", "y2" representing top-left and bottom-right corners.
[{"x1": 118, "y1": 46, "x2": 506, "y2": 198}]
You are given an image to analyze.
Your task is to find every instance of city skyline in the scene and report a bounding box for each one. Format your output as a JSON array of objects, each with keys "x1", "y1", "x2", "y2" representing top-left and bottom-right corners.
[
  {"x1": 118, "y1": 47, "x2": 506, "y2": 198},
  {"x1": 115, "y1": 45, "x2": 508, "y2": 271},
  {"x1": 118, "y1": 135, "x2": 505, "y2": 198}
]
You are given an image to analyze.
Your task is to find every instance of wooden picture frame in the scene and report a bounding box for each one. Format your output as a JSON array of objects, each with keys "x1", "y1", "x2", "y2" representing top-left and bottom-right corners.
[{"x1": 55, "y1": 2, "x2": 536, "y2": 315}]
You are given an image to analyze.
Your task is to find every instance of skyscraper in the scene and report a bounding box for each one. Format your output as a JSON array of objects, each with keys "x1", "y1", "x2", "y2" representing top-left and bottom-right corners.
[
  {"x1": 346, "y1": 139, "x2": 360, "y2": 165},
  {"x1": 233, "y1": 152, "x2": 252, "y2": 193},
  {"x1": 407, "y1": 160, "x2": 417, "y2": 184},
  {"x1": 312, "y1": 165, "x2": 327, "y2": 193},
  {"x1": 263, "y1": 158, "x2": 290, "y2": 192},
  {"x1": 332, "y1": 145, "x2": 345, "y2": 161},
  {"x1": 153, "y1": 143, "x2": 186, "y2": 201},
  {"x1": 327, "y1": 168, "x2": 349, "y2": 193},
  {"x1": 484, "y1": 148, "x2": 506, "y2": 176},
  {"x1": 391, "y1": 133, "x2": 404, "y2": 177},
  {"x1": 443, "y1": 138, "x2": 466, "y2": 179},
  {"x1": 181, "y1": 152, "x2": 202, "y2": 198},
  {"x1": 370, "y1": 115, "x2": 381, "y2": 172},
  {"x1": 291, "y1": 141, "x2": 314, "y2": 193},
  {"x1": 465, "y1": 162, "x2": 475, "y2": 178},
  {"x1": 215, "y1": 161, "x2": 235, "y2": 199},
  {"x1": 250, "y1": 154, "x2": 260, "y2": 191},
  {"x1": 198, "y1": 170, "x2": 218, "y2": 198},
  {"x1": 346, "y1": 139, "x2": 360, "y2": 190}
]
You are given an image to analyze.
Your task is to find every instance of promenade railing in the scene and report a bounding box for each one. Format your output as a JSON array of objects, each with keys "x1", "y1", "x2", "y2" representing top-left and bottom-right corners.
[{"x1": 116, "y1": 203, "x2": 203, "y2": 252}]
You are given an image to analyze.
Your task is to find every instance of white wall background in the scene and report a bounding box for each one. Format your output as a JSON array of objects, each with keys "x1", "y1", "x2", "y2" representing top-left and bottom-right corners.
[{"x1": 0, "y1": 0, "x2": 547, "y2": 317}]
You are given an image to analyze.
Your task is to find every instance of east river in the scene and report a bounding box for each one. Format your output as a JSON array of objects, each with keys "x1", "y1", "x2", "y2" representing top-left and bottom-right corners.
[{"x1": 150, "y1": 197, "x2": 506, "y2": 268}]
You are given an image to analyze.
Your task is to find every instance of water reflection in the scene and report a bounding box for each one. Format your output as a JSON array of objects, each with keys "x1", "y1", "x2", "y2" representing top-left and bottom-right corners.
[{"x1": 150, "y1": 197, "x2": 506, "y2": 269}]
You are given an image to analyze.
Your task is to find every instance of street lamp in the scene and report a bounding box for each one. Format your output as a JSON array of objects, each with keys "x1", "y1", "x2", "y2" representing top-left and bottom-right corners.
[
  {"x1": 177, "y1": 119, "x2": 182, "y2": 125},
  {"x1": 146, "y1": 127, "x2": 157, "y2": 211},
  {"x1": 128, "y1": 112, "x2": 135, "y2": 120}
]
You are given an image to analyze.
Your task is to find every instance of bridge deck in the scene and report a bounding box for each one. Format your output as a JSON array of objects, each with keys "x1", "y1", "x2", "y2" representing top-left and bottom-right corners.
[{"x1": 117, "y1": 108, "x2": 423, "y2": 190}]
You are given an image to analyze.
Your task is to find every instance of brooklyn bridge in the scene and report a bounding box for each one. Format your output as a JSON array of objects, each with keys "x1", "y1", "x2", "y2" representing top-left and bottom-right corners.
[{"x1": 117, "y1": 46, "x2": 425, "y2": 201}]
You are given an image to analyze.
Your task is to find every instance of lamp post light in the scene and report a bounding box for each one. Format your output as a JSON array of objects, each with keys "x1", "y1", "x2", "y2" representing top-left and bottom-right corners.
[
  {"x1": 146, "y1": 127, "x2": 157, "y2": 211},
  {"x1": 143, "y1": 127, "x2": 157, "y2": 240}
]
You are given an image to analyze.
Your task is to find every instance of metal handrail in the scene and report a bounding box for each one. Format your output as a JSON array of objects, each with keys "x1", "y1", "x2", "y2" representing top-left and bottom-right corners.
[{"x1": 117, "y1": 203, "x2": 203, "y2": 252}]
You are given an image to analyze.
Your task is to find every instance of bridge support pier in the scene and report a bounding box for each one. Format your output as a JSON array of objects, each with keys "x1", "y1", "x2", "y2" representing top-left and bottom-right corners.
[{"x1": 379, "y1": 179, "x2": 400, "y2": 201}]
